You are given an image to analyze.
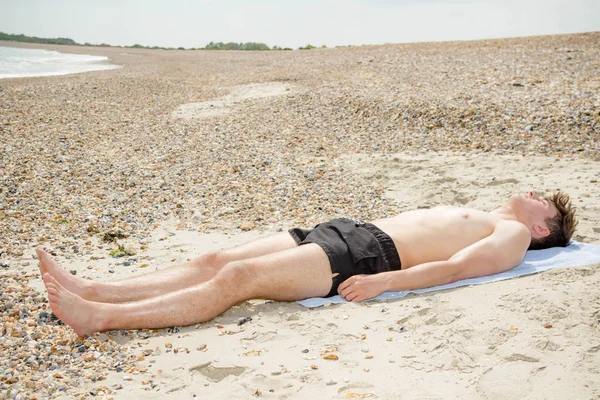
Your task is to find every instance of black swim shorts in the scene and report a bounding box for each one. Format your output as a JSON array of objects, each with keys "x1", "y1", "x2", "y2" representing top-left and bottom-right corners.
[{"x1": 288, "y1": 218, "x2": 402, "y2": 297}]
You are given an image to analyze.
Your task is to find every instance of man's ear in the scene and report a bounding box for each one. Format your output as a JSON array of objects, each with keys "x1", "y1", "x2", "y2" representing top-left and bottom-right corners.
[{"x1": 532, "y1": 224, "x2": 550, "y2": 238}]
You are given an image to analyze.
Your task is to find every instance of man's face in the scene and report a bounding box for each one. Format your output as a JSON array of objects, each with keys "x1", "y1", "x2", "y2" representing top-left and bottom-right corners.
[{"x1": 509, "y1": 191, "x2": 558, "y2": 230}]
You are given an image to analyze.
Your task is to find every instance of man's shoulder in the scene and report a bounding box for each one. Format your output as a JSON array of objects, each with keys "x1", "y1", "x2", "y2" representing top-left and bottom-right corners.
[{"x1": 492, "y1": 219, "x2": 531, "y2": 245}]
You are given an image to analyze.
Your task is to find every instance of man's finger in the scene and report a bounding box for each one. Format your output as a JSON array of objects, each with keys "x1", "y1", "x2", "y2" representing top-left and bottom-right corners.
[
  {"x1": 338, "y1": 281, "x2": 348, "y2": 293},
  {"x1": 337, "y1": 279, "x2": 349, "y2": 291},
  {"x1": 339, "y1": 286, "x2": 349, "y2": 298},
  {"x1": 338, "y1": 277, "x2": 356, "y2": 294},
  {"x1": 342, "y1": 288, "x2": 355, "y2": 301},
  {"x1": 345, "y1": 289, "x2": 357, "y2": 301}
]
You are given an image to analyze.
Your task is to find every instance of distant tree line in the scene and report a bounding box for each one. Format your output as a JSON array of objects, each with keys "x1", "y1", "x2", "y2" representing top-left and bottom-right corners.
[
  {"x1": 204, "y1": 41, "x2": 277, "y2": 51},
  {"x1": 0, "y1": 32, "x2": 77, "y2": 45},
  {"x1": 0, "y1": 31, "x2": 325, "y2": 51}
]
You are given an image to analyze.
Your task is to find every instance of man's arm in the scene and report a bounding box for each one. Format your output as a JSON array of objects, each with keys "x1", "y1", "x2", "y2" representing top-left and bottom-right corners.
[{"x1": 338, "y1": 221, "x2": 531, "y2": 302}]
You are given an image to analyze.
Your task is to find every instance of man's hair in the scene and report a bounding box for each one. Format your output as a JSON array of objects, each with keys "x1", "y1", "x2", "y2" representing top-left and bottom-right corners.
[{"x1": 528, "y1": 191, "x2": 578, "y2": 250}]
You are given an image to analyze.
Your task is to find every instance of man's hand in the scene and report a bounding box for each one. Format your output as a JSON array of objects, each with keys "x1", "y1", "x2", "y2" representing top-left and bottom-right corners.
[{"x1": 338, "y1": 274, "x2": 387, "y2": 302}]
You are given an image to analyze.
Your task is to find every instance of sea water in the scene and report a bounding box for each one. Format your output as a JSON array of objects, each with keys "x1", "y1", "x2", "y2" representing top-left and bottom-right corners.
[{"x1": 0, "y1": 46, "x2": 120, "y2": 79}]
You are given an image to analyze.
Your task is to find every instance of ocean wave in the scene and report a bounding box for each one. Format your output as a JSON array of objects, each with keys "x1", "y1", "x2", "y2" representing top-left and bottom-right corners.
[{"x1": 0, "y1": 46, "x2": 120, "y2": 79}]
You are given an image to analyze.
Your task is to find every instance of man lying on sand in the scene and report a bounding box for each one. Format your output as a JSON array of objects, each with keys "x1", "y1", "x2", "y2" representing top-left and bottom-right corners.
[{"x1": 37, "y1": 191, "x2": 577, "y2": 337}]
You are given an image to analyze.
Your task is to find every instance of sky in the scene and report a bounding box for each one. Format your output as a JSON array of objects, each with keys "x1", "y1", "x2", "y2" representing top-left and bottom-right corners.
[{"x1": 1, "y1": 0, "x2": 599, "y2": 49}]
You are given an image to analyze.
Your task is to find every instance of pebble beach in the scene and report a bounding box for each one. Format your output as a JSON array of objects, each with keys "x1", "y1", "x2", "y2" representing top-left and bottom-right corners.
[{"x1": 1, "y1": 33, "x2": 599, "y2": 399}]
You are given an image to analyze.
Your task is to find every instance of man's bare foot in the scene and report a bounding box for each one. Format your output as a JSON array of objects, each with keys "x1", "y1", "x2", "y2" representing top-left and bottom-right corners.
[
  {"x1": 43, "y1": 273, "x2": 104, "y2": 337},
  {"x1": 37, "y1": 247, "x2": 95, "y2": 300}
]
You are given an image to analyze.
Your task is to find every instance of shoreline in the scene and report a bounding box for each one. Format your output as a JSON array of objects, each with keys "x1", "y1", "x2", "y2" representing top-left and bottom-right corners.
[{"x1": 0, "y1": 45, "x2": 121, "y2": 80}]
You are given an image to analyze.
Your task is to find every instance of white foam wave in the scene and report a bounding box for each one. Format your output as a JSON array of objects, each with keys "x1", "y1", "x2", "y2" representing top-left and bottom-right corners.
[{"x1": 0, "y1": 46, "x2": 121, "y2": 79}]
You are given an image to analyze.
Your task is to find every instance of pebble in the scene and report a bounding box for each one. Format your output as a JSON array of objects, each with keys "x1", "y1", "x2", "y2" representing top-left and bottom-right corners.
[
  {"x1": 326, "y1": 380, "x2": 337, "y2": 386},
  {"x1": 0, "y1": 273, "x2": 143, "y2": 399},
  {"x1": 240, "y1": 222, "x2": 255, "y2": 231}
]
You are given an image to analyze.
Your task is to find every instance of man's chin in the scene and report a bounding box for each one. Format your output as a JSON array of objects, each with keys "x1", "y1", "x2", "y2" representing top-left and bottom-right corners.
[
  {"x1": 508, "y1": 193, "x2": 522, "y2": 201},
  {"x1": 505, "y1": 193, "x2": 523, "y2": 208}
]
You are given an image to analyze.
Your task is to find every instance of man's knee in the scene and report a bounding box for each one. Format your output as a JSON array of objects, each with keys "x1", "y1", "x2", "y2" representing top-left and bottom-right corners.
[
  {"x1": 190, "y1": 250, "x2": 223, "y2": 270},
  {"x1": 213, "y1": 260, "x2": 256, "y2": 291}
]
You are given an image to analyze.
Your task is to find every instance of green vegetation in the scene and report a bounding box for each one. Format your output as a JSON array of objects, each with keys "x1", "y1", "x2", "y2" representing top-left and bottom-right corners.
[
  {"x1": 53, "y1": 216, "x2": 71, "y2": 224},
  {"x1": 109, "y1": 248, "x2": 127, "y2": 258},
  {"x1": 203, "y1": 41, "x2": 271, "y2": 50},
  {"x1": 298, "y1": 44, "x2": 327, "y2": 50},
  {"x1": 0, "y1": 31, "x2": 323, "y2": 51},
  {"x1": 0, "y1": 31, "x2": 77, "y2": 45}
]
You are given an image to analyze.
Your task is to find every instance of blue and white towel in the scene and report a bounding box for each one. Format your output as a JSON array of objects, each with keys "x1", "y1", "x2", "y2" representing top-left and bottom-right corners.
[{"x1": 297, "y1": 241, "x2": 600, "y2": 308}]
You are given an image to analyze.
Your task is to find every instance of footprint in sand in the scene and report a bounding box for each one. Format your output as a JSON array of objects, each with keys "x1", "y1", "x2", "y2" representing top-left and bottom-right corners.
[
  {"x1": 424, "y1": 310, "x2": 464, "y2": 325},
  {"x1": 445, "y1": 188, "x2": 471, "y2": 205},
  {"x1": 535, "y1": 339, "x2": 561, "y2": 352},
  {"x1": 477, "y1": 364, "x2": 535, "y2": 399},
  {"x1": 484, "y1": 327, "x2": 518, "y2": 352},
  {"x1": 189, "y1": 362, "x2": 246, "y2": 383},
  {"x1": 433, "y1": 177, "x2": 457, "y2": 185},
  {"x1": 241, "y1": 330, "x2": 278, "y2": 343},
  {"x1": 337, "y1": 382, "x2": 376, "y2": 398},
  {"x1": 485, "y1": 178, "x2": 520, "y2": 187}
]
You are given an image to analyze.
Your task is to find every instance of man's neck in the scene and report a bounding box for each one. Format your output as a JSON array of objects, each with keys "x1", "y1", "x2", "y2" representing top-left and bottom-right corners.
[{"x1": 490, "y1": 205, "x2": 520, "y2": 222}]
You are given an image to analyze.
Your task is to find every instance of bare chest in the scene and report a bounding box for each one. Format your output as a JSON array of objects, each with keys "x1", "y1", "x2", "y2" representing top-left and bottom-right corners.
[{"x1": 372, "y1": 207, "x2": 497, "y2": 267}]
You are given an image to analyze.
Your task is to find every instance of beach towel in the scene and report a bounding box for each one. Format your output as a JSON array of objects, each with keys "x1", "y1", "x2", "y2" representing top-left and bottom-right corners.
[{"x1": 297, "y1": 241, "x2": 600, "y2": 308}]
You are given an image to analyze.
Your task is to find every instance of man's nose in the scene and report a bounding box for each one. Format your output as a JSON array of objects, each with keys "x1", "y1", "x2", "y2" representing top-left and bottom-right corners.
[{"x1": 529, "y1": 191, "x2": 538, "y2": 200}]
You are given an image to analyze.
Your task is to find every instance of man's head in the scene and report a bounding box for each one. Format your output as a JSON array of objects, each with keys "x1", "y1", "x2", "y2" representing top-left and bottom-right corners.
[{"x1": 508, "y1": 191, "x2": 578, "y2": 250}]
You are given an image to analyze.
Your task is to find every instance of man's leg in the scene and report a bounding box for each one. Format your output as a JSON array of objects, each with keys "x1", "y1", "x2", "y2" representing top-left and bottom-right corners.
[
  {"x1": 43, "y1": 243, "x2": 333, "y2": 336},
  {"x1": 37, "y1": 232, "x2": 298, "y2": 303}
]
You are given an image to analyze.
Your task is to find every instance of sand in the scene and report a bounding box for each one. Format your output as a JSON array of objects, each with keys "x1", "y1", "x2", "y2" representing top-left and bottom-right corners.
[
  {"x1": 0, "y1": 33, "x2": 599, "y2": 399},
  {"x1": 172, "y1": 82, "x2": 298, "y2": 119}
]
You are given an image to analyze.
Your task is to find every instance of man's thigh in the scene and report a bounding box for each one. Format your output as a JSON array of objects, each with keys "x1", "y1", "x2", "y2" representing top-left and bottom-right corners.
[
  {"x1": 241, "y1": 243, "x2": 333, "y2": 301},
  {"x1": 219, "y1": 232, "x2": 298, "y2": 264}
]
